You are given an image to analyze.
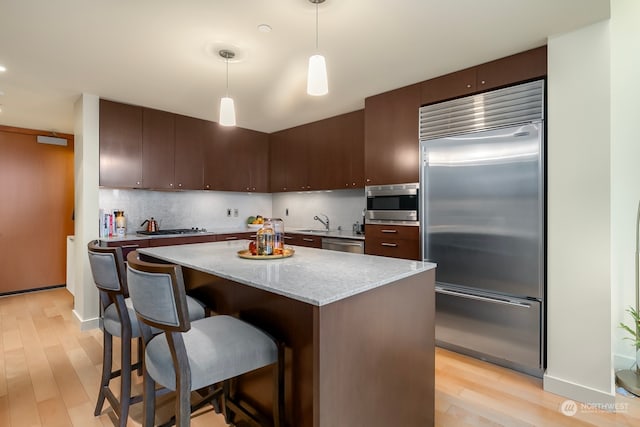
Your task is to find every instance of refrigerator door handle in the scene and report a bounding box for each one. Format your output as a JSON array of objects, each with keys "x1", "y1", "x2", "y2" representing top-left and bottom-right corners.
[{"x1": 435, "y1": 286, "x2": 532, "y2": 308}]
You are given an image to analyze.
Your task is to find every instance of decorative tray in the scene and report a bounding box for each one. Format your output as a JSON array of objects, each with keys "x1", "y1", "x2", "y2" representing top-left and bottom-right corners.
[{"x1": 237, "y1": 248, "x2": 295, "y2": 260}]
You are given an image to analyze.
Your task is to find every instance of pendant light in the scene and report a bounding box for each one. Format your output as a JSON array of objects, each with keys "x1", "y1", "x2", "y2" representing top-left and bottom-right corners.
[
  {"x1": 219, "y1": 49, "x2": 236, "y2": 126},
  {"x1": 307, "y1": 0, "x2": 328, "y2": 96}
]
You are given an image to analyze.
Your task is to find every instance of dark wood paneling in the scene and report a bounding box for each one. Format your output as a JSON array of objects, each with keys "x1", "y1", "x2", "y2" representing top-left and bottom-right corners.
[
  {"x1": 364, "y1": 84, "x2": 421, "y2": 186},
  {"x1": 315, "y1": 270, "x2": 435, "y2": 426},
  {"x1": 142, "y1": 108, "x2": 175, "y2": 189},
  {"x1": 99, "y1": 99, "x2": 143, "y2": 187}
]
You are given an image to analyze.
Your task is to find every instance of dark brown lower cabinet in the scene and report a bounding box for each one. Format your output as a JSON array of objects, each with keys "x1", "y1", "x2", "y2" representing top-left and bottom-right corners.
[
  {"x1": 286, "y1": 233, "x2": 323, "y2": 248},
  {"x1": 364, "y1": 224, "x2": 420, "y2": 260},
  {"x1": 104, "y1": 239, "x2": 150, "y2": 259}
]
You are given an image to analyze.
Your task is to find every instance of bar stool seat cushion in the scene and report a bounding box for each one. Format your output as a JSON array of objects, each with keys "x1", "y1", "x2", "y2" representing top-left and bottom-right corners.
[
  {"x1": 145, "y1": 315, "x2": 277, "y2": 391},
  {"x1": 104, "y1": 296, "x2": 205, "y2": 338}
]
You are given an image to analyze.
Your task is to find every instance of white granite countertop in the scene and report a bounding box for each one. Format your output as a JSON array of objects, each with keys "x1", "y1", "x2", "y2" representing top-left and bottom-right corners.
[{"x1": 137, "y1": 240, "x2": 434, "y2": 306}]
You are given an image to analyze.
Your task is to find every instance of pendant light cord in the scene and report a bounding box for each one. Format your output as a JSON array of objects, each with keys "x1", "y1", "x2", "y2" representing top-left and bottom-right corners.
[
  {"x1": 315, "y1": 1, "x2": 319, "y2": 50},
  {"x1": 225, "y1": 57, "x2": 229, "y2": 97}
]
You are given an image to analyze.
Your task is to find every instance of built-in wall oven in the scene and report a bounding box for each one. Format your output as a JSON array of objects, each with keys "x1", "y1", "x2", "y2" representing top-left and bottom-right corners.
[{"x1": 365, "y1": 183, "x2": 419, "y2": 225}]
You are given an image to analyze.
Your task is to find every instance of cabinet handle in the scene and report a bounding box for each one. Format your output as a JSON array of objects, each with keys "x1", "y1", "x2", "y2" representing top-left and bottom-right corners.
[
  {"x1": 381, "y1": 242, "x2": 398, "y2": 247},
  {"x1": 303, "y1": 238, "x2": 314, "y2": 242},
  {"x1": 366, "y1": 178, "x2": 371, "y2": 183},
  {"x1": 250, "y1": 234, "x2": 258, "y2": 238},
  {"x1": 205, "y1": 184, "x2": 210, "y2": 189},
  {"x1": 121, "y1": 244, "x2": 140, "y2": 249},
  {"x1": 170, "y1": 183, "x2": 174, "y2": 187},
  {"x1": 178, "y1": 183, "x2": 182, "y2": 187},
  {"x1": 136, "y1": 181, "x2": 141, "y2": 185},
  {"x1": 224, "y1": 236, "x2": 238, "y2": 240},
  {"x1": 284, "y1": 236, "x2": 294, "y2": 240},
  {"x1": 381, "y1": 229, "x2": 398, "y2": 234},
  {"x1": 466, "y1": 84, "x2": 472, "y2": 88},
  {"x1": 480, "y1": 80, "x2": 486, "y2": 85}
]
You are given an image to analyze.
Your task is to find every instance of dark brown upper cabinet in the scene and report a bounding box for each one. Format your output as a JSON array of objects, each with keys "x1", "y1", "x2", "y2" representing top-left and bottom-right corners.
[
  {"x1": 269, "y1": 110, "x2": 364, "y2": 192},
  {"x1": 174, "y1": 114, "x2": 209, "y2": 190},
  {"x1": 142, "y1": 108, "x2": 175, "y2": 190},
  {"x1": 421, "y1": 46, "x2": 547, "y2": 105},
  {"x1": 364, "y1": 83, "x2": 421, "y2": 186},
  {"x1": 99, "y1": 99, "x2": 143, "y2": 188},
  {"x1": 215, "y1": 126, "x2": 269, "y2": 193}
]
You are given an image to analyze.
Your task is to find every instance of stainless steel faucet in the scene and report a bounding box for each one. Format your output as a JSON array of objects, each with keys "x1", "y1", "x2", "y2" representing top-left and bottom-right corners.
[{"x1": 313, "y1": 214, "x2": 330, "y2": 231}]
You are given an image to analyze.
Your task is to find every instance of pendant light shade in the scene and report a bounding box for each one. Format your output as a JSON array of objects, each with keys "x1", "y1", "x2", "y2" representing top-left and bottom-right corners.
[
  {"x1": 307, "y1": 54, "x2": 328, "y2": 96},
  {"x1": 219, "y1": 97, "x2": 236, "y2": 127},
  {"x1": 307, "y1": 0, "x2": 328, "y2": 96},
  {"x1": 218, "y1": 49, "x2": 236, "y2": 127}
]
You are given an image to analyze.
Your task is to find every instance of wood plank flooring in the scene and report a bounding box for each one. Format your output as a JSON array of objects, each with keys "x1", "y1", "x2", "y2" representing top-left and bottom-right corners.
[{"x1": 0, "y1": 288, "x2": 638, "y2": 426}]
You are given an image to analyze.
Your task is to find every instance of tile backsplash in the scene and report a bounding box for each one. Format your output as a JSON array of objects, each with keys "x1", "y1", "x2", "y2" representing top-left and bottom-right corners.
[{"x1": 99, "y1": 188, "x2": 366, "y2": 234}]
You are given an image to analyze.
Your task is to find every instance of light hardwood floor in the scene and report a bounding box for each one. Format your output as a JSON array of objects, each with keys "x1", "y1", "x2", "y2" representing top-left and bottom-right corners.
[{"x1": 0, "y1": 288, "x2": 638, "y2": 427}]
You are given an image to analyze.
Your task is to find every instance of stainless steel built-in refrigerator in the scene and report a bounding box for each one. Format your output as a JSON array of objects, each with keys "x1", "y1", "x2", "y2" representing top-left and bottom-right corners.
[{"x1": 419, "y1": 80, "x2": 545, "y2": 377}]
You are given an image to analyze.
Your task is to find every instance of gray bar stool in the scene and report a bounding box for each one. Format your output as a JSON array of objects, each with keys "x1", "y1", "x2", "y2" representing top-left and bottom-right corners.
[
  {"x1": 87, "y1": 241, "x2": 206, "y2": 427},
  {"x1": 126, "y1": 250, "x2": 284, "y2": 427}
]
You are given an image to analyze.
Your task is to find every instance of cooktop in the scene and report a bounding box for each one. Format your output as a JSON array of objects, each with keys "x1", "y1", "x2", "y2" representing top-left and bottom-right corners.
[{"x1": 137, "y1": 228, "x2": 205, "y2": 236}]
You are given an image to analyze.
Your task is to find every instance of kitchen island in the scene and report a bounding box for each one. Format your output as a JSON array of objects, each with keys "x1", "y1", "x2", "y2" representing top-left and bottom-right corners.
[{"x1": 137, "y1": 240, "x2": 436, "y2": 427}]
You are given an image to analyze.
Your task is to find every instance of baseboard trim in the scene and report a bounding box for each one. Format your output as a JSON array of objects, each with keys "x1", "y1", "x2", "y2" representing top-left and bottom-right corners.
[
  {"x1": 543, "y1": 373, "x2": 615, "y2": 406},
  {"x1": 614, "y1": 352, "x2": 637, "y2": 371},
  {"x1": 71, "y1": 309, "x2": 100, "y2": 331}
]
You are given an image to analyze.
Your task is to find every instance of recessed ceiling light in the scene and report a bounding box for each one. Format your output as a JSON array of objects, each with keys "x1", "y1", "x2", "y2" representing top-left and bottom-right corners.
[
  {"x1": 0, "y1": 65, "x2": 6, "y2": 72},
  {"x1": 257, "y1": 24, "x2": 272, "y2": 33}
]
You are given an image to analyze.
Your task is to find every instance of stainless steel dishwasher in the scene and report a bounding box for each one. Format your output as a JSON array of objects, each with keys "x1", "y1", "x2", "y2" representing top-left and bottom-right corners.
[{"x1": 321, "y1": 238, "x2": 364, "y2": 254}]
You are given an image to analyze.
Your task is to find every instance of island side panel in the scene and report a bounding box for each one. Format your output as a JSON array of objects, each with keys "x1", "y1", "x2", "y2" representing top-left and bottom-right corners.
[
  {"x1": 314, "y1": 269, "x2": 435, "y2": 427},
  {"x1": 181, "y1": 267, "x2": 315, "y2": 427}
]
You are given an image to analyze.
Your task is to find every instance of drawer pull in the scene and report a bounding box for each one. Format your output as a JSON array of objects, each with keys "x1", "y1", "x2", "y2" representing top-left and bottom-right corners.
[
  {"x1": 224, "y1": 236, "x2": 238, "y2": 240},
  {"x1": 303, "y1": 238, "x2": 314, "y2": 242},
  {"x1": 284, "y1": 236, "x2": 294, "y2": 240},
  {"x1": 381, "y1": 229, "x2": 398, "y2": 234},
  {"x1": 381, "y1": 242, "x2": 398, "y2": 247},
  {"x1": 121, "y1": 244, "x2": 140, "y2": 249}
]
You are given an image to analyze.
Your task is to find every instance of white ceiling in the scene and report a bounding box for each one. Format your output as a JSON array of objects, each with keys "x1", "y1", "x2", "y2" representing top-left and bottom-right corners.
[{"x1": 0, "y1": 0, "x2": 609, "y2": 134}]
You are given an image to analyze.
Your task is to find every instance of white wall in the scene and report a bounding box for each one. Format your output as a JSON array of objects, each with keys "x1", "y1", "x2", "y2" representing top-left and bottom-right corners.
[
  {"x1": 272, "y1": 189, "x2": 366, "y2": 231},
  {"x1": 73, "y1": 93, "x2": 100, "y2": 329},
  {"x1": 611, "y1": 0, "x2": 640, "y2": 370},
  {"x1": 545, "y1": 20, "x2": 613, "y2": 404}
]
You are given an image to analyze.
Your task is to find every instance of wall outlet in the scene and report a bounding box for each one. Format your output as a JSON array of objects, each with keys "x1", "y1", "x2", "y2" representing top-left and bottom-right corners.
[
  {"x1": 233, "y1": 208, "x2": 238, "y2": 217},
  {"x1": 226, "y1": 208, "x2": 232, "y2": 217}
]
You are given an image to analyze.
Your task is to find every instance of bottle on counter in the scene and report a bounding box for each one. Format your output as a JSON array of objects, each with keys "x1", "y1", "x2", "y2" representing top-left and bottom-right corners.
[
  {"x1": 257, "y1": 222, "x2": 275, "y2": 256},
  {"x1": 266, "y1": 218, "x2": 285, "y2": 254},
  {"x1": 114, "y1": 210, "x2": 126, "y2": 237}
]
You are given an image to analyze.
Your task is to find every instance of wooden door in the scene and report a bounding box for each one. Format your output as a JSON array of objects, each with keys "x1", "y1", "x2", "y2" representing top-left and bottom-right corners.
[{"x1": 0, "y1": 127, "x2": 74, "y2": 293}]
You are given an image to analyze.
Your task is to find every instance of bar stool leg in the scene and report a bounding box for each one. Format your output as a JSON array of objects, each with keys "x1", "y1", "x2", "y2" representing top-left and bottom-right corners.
[{"x1": 95, "y1": 329, "x2": 113, "y2": 416}]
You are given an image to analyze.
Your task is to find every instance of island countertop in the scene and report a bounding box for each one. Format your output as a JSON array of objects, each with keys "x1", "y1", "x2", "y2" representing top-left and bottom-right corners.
[{"x1": 137, "y1": 240, "x2": 435, "y2": 306}]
